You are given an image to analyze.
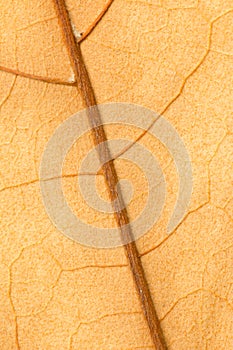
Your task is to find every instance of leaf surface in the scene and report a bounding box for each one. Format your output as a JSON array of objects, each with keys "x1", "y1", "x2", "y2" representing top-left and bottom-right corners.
[{"x1": 0, "y1": 0, "x2": 233, "y2": 349}]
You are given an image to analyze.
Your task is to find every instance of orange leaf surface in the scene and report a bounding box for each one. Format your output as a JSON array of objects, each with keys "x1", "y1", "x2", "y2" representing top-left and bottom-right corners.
[{"x1": 0, "y1": 0, "x2": 233, "y2": 349}]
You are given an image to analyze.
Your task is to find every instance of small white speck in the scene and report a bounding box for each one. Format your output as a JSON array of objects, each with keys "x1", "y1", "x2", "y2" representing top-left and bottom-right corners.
[
  {"x1": 68, "y1": 71, "x2": 75, "y2": 83},
  {"x1": 71, "y1": 21, "x2": 82, "y2": 40}
]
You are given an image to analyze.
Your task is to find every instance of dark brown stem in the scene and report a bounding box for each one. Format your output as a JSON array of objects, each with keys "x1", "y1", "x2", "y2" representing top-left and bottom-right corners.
[{"x1": 52, "y1": 0, "x2": 167, "y2": 348}]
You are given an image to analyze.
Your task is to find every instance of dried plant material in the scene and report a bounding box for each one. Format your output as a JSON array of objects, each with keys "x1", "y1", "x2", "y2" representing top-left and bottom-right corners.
[{"x1": 0, "y1": 0, "x2": 233, "y2": 349}]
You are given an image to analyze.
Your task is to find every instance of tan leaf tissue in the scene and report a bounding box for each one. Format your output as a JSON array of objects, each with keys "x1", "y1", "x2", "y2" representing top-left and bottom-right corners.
[{"x1": 0, "y1": 0, "x2": 233, "y2": 349}]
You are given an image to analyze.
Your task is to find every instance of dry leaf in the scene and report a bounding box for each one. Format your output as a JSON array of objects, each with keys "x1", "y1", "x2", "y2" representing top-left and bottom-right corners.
[{"x1": 0, "y1": 0, "x2": 233, "y2": 349}]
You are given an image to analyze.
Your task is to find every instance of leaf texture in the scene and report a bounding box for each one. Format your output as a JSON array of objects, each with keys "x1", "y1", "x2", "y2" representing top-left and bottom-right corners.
[{"x1": 0, "y1": 0, "x2": 233, "y2": 349}]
